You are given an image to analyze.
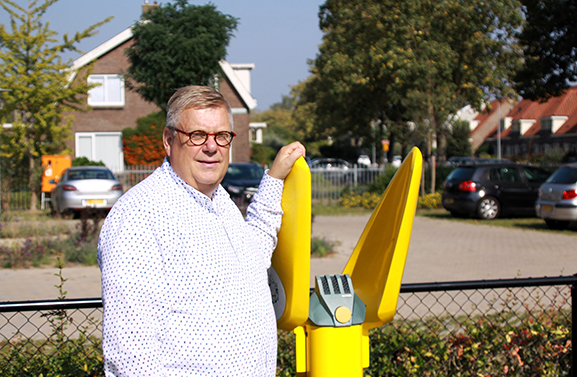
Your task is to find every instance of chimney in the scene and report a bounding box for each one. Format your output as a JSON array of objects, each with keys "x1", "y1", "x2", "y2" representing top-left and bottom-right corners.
[{"x1": 142, "y1": 1, "x2": 159, "y2": 14}]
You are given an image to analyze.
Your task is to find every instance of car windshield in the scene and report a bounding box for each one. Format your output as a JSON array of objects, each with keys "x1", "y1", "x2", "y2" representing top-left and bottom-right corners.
[
  {"x1": 225, "y1": 165, "x2": 264, "y2": 180},
  {"x1": 446, "y1": 167, "x2": 475, "y2": 181},
  {"x1": 545, "y1": 167, "x2": 577, "y2": 184},
  {"x1": 67, "y1": 169, "x2": 114, "y2": 181}
]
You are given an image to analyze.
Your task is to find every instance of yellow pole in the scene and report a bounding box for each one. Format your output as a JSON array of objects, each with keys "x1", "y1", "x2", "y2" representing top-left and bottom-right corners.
[{"x1": 305, "y1": 325, "x2": 364, "y2": 377}]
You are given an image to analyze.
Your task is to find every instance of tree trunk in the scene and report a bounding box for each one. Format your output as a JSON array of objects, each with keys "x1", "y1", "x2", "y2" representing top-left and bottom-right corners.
[{"x1": 29, "y1": 154, "x2": 37, "y2": 211}]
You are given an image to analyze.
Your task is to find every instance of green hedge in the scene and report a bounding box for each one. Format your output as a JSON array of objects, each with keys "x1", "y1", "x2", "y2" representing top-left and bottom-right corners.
[{"x1": 1, "y1": 309, "x2": 570, "y2": 376}]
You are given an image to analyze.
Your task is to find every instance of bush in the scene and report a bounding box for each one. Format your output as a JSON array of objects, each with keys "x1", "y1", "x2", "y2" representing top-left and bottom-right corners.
[
  {"x1": 368, "y1": 166, "x2": 399, "y2": 195},
  {"x1": 417, "y1": 192, "x2": 442, "y2": 209},
  {"x1": 275, "y1": 309, "x2": 571, "y2": 376},
  {"x1": 311, "y1": 236, "x2": 338, "y2": 257},
  {"x1": 72, "y1": 156, "x2": 105, "y2": 166},
  {"x1": 339, "y1": 191, "x2": 382, "y2": 209}
]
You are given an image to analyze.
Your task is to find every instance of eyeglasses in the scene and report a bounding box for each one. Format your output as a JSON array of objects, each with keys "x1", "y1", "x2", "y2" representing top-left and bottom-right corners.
[{"x1": 174, "y1": 129, "x2": 236, "y2": 147}]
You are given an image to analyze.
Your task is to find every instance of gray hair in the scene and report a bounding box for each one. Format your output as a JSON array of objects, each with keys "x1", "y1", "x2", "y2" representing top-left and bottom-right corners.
[{"x1": 166, "y1": 86, "x2": 234, "y2": 132}]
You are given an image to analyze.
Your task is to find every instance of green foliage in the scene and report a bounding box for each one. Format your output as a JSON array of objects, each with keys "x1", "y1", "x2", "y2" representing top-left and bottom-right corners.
[
  {"x1": 0, "y1": 213, "x2": 101, "y2": 268},
  {"x1": 339, "y1": 191, "x2": 382, "y2": 209},
  {"x1": 275, "y1": 309, "x2": 571, "y2": 376},
  {"x1": 446, "y1": 119, "x2": 473, "y2": 158},
  {"x1": 0, "y1": 0, "x2": 112, "y2": 210},
  {"x1": 298, "y1": 0, "x2": 523, "y2": 162},
  {"x1": 311, "y1": 236, "x2": 338, "y2": 257},
  {"x1": 250, "y1": 143, "x2": 277, "y2": 167},
  {"x1": 514, "y1": 0, "x2": 577, "y2": 101},
  {"x1": 124, "y1": 0, "x2": 238, "y2": 111},
  {"x1": 72, "y1": 156, "x2": 105, "y2": 166},
  {"x1": 368, "y1": 166, "x2": 400, "y2": 195},
  {"x1": 417, "y1": 192, "x2": 442, "y2": 209}
]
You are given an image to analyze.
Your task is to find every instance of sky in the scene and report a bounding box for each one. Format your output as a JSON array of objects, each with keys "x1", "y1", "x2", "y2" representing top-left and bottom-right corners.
[{"x1": 0, "y1": 0, "x2": 325, "y2": 110}]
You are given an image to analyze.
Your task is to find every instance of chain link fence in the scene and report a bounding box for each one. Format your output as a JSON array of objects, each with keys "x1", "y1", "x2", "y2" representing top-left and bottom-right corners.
[{"x1": 1, "y1": 276, "x2": 574, "y2": 375}]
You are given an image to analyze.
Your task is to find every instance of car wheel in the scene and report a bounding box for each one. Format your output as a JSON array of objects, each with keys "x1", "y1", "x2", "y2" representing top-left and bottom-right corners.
[
  {"x1": 477, "y1": 196, "x2": 500, "y2": 219},
  {"x1": 544, "y1": 219, "x2": 570, "y2": 230}
]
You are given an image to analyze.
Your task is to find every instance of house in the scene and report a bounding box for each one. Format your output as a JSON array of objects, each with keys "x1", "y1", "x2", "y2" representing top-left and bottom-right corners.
[
  {"x1": 65, "y1": 15, "x2": 258, "y2": 172},
  {"x1": 466, "y1": 99, "x2": 516, "y2": 152},
  {"x1": 478, "y1": 86, "x2": 577, "y2": 158}
]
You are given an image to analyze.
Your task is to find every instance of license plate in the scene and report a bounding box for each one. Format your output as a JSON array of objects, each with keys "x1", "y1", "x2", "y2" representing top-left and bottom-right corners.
[
  {"x1": 83, "y1": 199, "x2": 107, "y2": 208},
  {"x1": 445, "y1": 198, "x2": 454, "y2": 204},
  {"x1": 541, "y1": 204, "x2": 553, "y2": 211}
]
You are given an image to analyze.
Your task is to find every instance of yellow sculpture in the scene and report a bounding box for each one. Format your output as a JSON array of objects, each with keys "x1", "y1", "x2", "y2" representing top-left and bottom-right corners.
[{"x1": 271, "y1": 147, "x2": 423, "y2": 376}]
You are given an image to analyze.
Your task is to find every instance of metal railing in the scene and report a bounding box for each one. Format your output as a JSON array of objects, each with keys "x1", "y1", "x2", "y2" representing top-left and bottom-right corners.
[
  {"x1": 1, "y1": 275, "x2": 574, "y2": 375},
  {"x1": 0, "y1": 164, "x2": 387, "y2": 210}
]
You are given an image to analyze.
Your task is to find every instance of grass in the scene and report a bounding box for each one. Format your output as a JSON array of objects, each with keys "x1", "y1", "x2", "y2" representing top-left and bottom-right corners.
[
  {"x1": 312, "y1": 202, "x2": 373, "y2": 216},
  {"x1": 418, "y1": 208, "x2": 577, "y2": 235}
]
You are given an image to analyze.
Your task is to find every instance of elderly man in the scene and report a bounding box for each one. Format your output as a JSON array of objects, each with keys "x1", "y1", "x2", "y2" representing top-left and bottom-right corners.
[{"x1": 98, "y1": 85, "x2": 305, "y2": 376}]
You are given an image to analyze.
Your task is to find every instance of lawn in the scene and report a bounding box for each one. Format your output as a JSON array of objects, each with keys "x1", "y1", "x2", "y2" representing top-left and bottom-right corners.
[{"x1": 418, "y1": 208, "x2": 577, "y2": 235}]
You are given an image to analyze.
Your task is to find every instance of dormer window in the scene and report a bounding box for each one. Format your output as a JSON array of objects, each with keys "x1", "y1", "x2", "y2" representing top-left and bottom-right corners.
[
  {"x1": 540, "y1": 115, "x2": 569, "y2": 133},
  {"x1": 87, "y1": 74, "x2": 125, "y2": 107}
]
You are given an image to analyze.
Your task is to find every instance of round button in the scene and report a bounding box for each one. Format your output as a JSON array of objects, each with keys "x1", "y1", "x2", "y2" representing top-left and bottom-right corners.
[{"x1": 335, "y1": 306, "x2": 352, "y2": 323}]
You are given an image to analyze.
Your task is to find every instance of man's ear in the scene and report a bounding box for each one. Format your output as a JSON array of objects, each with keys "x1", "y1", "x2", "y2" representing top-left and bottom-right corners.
[{"x1": 163, "y1": 127, "x2": 173, "y2": 158}]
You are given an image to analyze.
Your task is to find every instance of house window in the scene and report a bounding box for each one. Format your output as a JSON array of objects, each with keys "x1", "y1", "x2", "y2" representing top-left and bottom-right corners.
[
  {"x1": 87, "y1": 75, "x2": 125, "y2": 107},
  {"x1": 75, "y1": 132, "x2": 124, "y2": 172}
]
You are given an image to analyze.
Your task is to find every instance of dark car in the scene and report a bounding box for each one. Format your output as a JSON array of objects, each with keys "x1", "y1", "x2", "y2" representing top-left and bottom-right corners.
[
  {"x1": 221, "y1": 162, "x2": 265, "y2": 206},
  {"x1": 442, "y1": 163, "x2": 551, "y2": 219}
]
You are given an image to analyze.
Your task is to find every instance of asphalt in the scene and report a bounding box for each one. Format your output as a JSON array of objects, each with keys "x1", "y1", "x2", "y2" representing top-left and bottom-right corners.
[{"x1": 1, "y1": 215, "x2": 576, "y2": 301}]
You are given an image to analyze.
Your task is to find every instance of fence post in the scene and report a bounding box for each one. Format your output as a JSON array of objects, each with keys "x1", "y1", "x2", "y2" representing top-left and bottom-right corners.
[{"x1": 571, "y1": 274, "x2": 577, "y2": 377}]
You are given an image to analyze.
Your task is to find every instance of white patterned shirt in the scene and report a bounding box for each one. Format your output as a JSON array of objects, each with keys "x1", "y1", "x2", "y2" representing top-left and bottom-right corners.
[{"x1": 97, "y1": 159, "x2": 284, "y2": 376}]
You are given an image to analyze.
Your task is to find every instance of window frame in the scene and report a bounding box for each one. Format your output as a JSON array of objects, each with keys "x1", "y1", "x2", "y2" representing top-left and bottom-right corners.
[{"x1": 87, "y1": 74, "x2": 125, "y2": 107}]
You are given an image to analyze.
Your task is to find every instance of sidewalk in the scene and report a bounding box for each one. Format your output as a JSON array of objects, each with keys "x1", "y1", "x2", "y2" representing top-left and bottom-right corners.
[{"x1": 1, "y1": 215, "x2": 576, "y2": 301}]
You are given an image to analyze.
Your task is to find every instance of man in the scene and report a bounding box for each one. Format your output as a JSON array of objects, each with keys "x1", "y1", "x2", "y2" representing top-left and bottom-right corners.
[{"x1": 98, "y1": 85, "x2": 305, "y2": 376}]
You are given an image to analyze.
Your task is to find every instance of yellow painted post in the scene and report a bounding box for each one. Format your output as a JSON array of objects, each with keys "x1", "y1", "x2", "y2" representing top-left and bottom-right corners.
[{"x1": 305, "y1": 325, "x2": 364, "y2": 377}]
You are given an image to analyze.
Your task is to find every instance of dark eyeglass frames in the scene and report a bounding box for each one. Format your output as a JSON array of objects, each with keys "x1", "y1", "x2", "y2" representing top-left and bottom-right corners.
[{"x1": 174, "y1": 128, "x2": 236, "y2": 147}]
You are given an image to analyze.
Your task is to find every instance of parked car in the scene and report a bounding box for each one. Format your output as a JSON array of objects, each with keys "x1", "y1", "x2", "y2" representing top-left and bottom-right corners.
[
  {"x1": 50, "y1": 166, "x2": 123, "y2": 216},
  {"x1": 442, "y1": 163, "x2": 551, "y2": 219},
  {"x1": 536, "y1": 162, "x2": 577, "y2": 229},
  {"x1": 445, "y1": 156, "x2": 511, "y2": 166},
  {"x1": 308, "y1": 158, "x2": 351, "y2": 170},
  {"x1": 308, "y1": 158, "x2": 352, "y2": 182},
  {"x1": 357, "y1": 154, "x2": 371, "y2": 167},
  {"x1": 221, "y1": 162, "x2": 265, "y2": 206}
]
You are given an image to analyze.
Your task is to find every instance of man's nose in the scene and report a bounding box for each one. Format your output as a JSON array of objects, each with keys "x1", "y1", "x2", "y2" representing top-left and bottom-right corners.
[{"x1": 202, "y1": 135, "x2": 218, "y2": 152}]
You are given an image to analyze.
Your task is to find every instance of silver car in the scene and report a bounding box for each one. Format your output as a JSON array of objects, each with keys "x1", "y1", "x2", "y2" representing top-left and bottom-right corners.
[
  {"x1": 536, "y1": 162, "x2": 577, "y2": 229},
  {"x1": 50, "y1": 166, "x2": 123, "y2": 216}
]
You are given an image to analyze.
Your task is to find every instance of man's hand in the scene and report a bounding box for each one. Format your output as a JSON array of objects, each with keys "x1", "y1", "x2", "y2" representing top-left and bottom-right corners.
[{"x1": 268, "y1": 142, "x2": 306, "y2": 180}]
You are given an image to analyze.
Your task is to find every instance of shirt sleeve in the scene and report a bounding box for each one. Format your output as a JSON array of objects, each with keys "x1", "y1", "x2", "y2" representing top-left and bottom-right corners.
[
  {"x1": 98, "y1": 201, "x2": 169, "y2": 377},
  {"x1": 244, "y1": 171, "x2": 284, "y2": 263}
]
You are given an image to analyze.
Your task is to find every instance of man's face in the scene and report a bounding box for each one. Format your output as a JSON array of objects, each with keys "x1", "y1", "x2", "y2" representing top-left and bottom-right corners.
[{"x1": 163, "y1": 106, "x2": 232, "y2": 197}]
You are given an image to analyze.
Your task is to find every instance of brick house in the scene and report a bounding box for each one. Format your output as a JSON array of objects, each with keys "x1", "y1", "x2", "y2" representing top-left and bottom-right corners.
[
  {"x1": 66, "y1": 27, "x2": 258, "y2": 172},
  {"x1": 475, "y1": 86, "x2": 577, "y2": 158}
]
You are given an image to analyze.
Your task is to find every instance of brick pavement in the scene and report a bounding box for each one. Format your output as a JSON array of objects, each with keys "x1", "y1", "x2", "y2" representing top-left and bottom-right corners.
[{"x1": 1, "y1": 215, "x2": 575, "y2": 301}]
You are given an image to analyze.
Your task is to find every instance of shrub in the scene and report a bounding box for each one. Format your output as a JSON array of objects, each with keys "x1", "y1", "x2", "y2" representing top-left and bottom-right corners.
[
  {"x1": 339, "y1": 191, "x2": 382, "y2": 209},
  {"x1": 311, "y1": 236, "x2": 338, "y2": 257},
  {"x1": 417, "y1": 192, "x2": 442, "y2": 209}
]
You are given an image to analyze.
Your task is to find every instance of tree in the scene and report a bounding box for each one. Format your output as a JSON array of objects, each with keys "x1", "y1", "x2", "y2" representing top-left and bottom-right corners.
[
  {"x1": 0, "y1": 0, "x2": 111, "y2": 210},
  {"x1": 514, "y1": 0, "x2": 577, "y2": 101},
  {"x1": 124, "y1": 0, "x2": 238, "y2": 112},
  {"x1": 298, "y1": 0, "x2": 523, "y2": 164},
  {"x1": 446, "y1": 119, "x2": 473, "y2": 158}
]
